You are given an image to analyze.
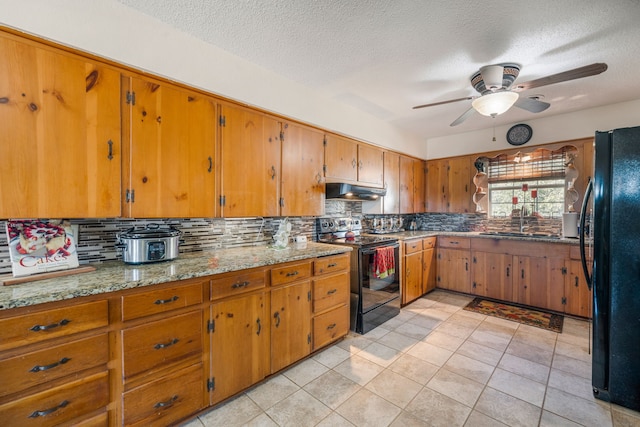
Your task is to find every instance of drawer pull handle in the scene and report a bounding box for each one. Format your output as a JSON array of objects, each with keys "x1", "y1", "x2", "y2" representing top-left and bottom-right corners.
[
  {"x1": 327, "y1": 289, "x2": 337, "y2": 295},
  {"x1": 30, "y1": 357, "x2": 71, "y2": 373},
  {"x1": 274, "y1": 311, "x2": 281, "y2": 327},
  {"x1": 30, "y1": 319, "x2": 70, "y2": 332},
  {"x1": 28, "y1": 400, "x2": 69, "y2": 418},
  {"x1": 154, "y1": 295, "x2": 179, "y2": 305},
  {"x1": 232, "y1": 281, "x2": 249, "y2": 289},
  {"x1": 327, "y1": 263, "x2": 337, "y2": 268},
  {"x1": 286, "y1": 271, "x2": 299, "y2": 277},
  {"x1": 256, "y1": 318, "x2": 262, "y2": 336},
  {"x1": 154, "y1": 395, "x2": 178, "y2": 409},
  {"x1": 327, "y1": 323, "x2": 337, "y2": 330},
  {"x1": 154, "y1": 338, "x2": 179, "y2": 350}
]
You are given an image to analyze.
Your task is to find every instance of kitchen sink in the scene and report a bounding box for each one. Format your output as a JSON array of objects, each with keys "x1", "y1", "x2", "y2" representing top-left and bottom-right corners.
[{"x1": 479, "y1": 231, "x2": 561, "y2": 239}]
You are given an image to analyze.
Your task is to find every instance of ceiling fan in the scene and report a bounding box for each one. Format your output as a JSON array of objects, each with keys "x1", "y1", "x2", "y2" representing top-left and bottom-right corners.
[{"x1": 413, "y1": 62, "x2": 608, "y2": 126}]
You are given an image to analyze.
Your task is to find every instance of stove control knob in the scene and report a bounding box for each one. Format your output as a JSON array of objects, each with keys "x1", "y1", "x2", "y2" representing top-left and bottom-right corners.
[{"x1": 328, "y1": 221, "x2": 334, "y2": 229}]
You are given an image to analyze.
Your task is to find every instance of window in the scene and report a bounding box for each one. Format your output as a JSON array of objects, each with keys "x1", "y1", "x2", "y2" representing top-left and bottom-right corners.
[
  {"x1": 489, "y1": 178, "x2": 565, "y2": 217},
  {"x1": 480, "y1": 146, "x2": 577, "y2": 218}
]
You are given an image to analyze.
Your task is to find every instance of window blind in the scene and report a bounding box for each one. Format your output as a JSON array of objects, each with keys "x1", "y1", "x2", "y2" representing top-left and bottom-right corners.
[{"x1": 485, "y1": 146, "x2": 576, "y2": 183}]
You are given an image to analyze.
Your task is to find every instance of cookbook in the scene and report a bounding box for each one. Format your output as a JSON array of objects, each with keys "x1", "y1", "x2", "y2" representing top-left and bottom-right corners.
[{"x1": 5, "y1": 220, "x2": 79, "y2": 277}]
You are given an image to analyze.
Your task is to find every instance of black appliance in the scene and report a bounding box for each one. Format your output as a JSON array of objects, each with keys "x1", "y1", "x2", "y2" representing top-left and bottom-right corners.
[
  {"x1": 317, "y1": 217, "x2": 400, "y2": 334},
  {"x1": 580, "y1": 126, "x2": 640, "y2": 411}
]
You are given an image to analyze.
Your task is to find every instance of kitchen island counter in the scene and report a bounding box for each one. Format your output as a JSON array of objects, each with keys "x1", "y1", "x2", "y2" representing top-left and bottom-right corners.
[{"x1": 0, "y1": 243, "x2": 351, "y2": 310}]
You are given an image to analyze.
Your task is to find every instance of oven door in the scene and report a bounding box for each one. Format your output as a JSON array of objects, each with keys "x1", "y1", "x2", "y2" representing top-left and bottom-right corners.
[{"x1": 359, "y1": 243, "x2": 400, "y2": 313}]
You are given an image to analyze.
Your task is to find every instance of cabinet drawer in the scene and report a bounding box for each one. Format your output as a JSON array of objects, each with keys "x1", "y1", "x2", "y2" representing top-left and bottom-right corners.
[
  {"x1": 0, "y1": 371, "x2": 109, "y2": 427},
  {"x1": 211, "y1": 270, "x2": 265, "y2": 300},
  {"x1": 271, "y1": 262, "x2": 312, "y2": 286},
  {"x1": 123, "y1": 363, "x2": 204, "y2": 427},
  {"x1": 404, "y1": 239, "x2": 423, "y2": 254},
  {"x1": 0, "y1": 300, "x2": 108, "y2": 352},
  {"x1": 422, "y1": 237, "x2": 436, "y2": 249},
  {"x1": 314, "y1": 253, "x2": 350, "y2": 276},
  {"x1": 438, "y1": 237, "x2": 470, "y2": 249},
  {"x1": 0, "y1": 334, "x2": 108, "y2": 399},
  {"x1": 121, "y1": 281, "x2": 204, "y2": 321},
  {"x1": 313, "y1": 305, "x2": 349, "y2": 350},
  {"x1": 312, "y1": 272, "x2": 349, "y2": 314},
  {"x1": 122, "y1": 311, "x2": 202, "y2": 381}
]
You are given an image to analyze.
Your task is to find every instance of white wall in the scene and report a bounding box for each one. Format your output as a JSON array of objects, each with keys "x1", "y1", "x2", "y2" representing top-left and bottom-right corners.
[
  {"x1": 425, "y1": 99, "x2": 640, "y2": 159},
  {"x1": 0, "y1": 0, "x2": 424, "y2": 157}
]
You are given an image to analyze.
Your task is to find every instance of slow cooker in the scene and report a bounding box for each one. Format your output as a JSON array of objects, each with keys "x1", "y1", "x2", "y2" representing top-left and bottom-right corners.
[{"x1": 116, "y1": 224, "x2": 182, "y2": 264}]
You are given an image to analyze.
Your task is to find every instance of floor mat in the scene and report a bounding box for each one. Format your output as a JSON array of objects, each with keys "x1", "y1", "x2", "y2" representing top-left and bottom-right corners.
[{"x1": 464, "y1": 297, "x2": 564, "y2": 333}]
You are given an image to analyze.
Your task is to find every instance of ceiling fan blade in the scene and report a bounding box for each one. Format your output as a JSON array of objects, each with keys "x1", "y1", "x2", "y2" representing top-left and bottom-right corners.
[
  {"x1": 413, "y1": 96, "x2": 473, "y2": 109},
  {"x1": 514, "y1": 97, "x2": 551, "y2": 113},
  {"x1": 513, "y1": 63, "x2": 607, "y2": 91},
  {"x1": 450, "y1": 107, "x2": 475, "y2": 126}
]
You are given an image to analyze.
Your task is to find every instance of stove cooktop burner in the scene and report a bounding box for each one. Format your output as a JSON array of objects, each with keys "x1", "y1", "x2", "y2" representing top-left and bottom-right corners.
[{"x1": 318, "y1": 235, "x2": 396, "y2": 247}]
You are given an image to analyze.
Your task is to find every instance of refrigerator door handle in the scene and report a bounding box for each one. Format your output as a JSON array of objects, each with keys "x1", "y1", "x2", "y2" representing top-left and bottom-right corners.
[{"x1": 579, "y1": 178, "x2": 593, "y2": 290}]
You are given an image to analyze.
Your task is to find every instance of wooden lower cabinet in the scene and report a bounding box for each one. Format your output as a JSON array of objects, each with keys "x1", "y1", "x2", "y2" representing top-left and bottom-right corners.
[
  {"x1": 402, "y1": 237, "x2": 437, "y2": 305},
  {"x1": 270, "y1": 281, "x2": 312, "y2": 373},
  {"x1": 209, "y1": 289, "x2": 269, "y2": 405},
  {"x1": 469, "y1": 238, "x2": 590, "y2": 317},
  {"x1": 0, "y1": 254, "x2": 351, "y2": 426},
  {"x1": 471, "y1": 251, "x2": 513, "y2": 301},
  {"x1": 0, "y1": 298, "x2": 110, "y2": 426},
  {"x1": 0, "y1": 371, "x2": 109, "y2": 427},
  {"x1": 436, "y1": 238, "x2": 471, "y2": 294},
  {"x1": 123, "y1": 363, "x2": 203, "y2": 427},
  {"x1": 312, "y1": 254, "x2": 350, "y2": 350}
]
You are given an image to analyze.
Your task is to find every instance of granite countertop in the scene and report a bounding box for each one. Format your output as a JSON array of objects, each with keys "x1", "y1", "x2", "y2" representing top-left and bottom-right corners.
[
  {"x1": 0, "y1": 242, "x2": 351, "y2": 311},
  {"x1": 365, "y1": 230, "x2": 580, "y2": 245}
]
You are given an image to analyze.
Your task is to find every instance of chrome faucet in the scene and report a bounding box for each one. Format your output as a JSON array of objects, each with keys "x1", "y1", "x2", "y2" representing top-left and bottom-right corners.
[{"x1": 520, "y1": 205, "x2": 527, "y2": 232}]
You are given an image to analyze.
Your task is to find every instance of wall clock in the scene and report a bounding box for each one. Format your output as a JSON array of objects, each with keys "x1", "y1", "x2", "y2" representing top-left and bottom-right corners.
[{"x1": 506, "y1": 124, "x2": 533, "y2": 146}]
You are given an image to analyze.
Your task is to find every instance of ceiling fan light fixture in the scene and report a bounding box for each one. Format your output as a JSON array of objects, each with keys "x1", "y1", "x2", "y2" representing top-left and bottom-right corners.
[{"x1": 471, "y1": 91, "x2": 519, "y2": 116}]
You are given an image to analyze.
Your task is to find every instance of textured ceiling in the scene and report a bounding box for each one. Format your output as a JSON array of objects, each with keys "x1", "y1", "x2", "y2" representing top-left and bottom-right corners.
[{"x1": 116, "y1": 0, "x2": 640, "y2": 140}]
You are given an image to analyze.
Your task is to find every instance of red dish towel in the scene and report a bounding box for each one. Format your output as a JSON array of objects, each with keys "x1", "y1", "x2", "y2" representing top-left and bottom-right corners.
[{"x1": 373, "y1": 246, "x2": 396, "y2": 279}]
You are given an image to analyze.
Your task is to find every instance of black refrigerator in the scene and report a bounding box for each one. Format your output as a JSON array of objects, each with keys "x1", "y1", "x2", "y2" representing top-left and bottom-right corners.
[{"x1": 580, "y1": 125, "x2": 640, "y2": 411}]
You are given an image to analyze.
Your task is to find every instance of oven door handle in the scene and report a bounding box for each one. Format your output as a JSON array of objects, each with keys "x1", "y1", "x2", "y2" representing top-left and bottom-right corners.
[{"x1": 360, "y1": 243, "x2": 399, "y2": 255}]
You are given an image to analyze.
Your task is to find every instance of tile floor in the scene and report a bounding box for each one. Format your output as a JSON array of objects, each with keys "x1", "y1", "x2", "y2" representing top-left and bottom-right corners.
[{"x1": 181, "y1": 290, "x2": 640, "y2": 427}]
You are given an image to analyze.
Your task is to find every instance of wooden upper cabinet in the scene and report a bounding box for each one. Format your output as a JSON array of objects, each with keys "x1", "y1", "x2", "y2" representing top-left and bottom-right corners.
[
  {"x1": 426, "y1": 159, "x2": 447, "y2": 212},
  {"x1": 413, "y1": 159, "x2": 426, "y2": 213},
  {"x1": 281, "y1": 122, "x2": 325, "y2": 216},
  {"x1": 357, "y1": 144, "x2": 384, "y2": 186},
  {"x1": 122, "y1": 76, "x2": 216, "y2": 218},
  {"x1": 0, "y1": 33, "x2": 121, "y2": 218},
  {"x1": 383, "y1": 151, "x2": 400, "y2": 214},
  {"x1": 399, "y1": 155, "x2": 414, "y2": 214},
  {"x1": 219, "y1": 103, "x2": 280, "y2": 217},
  {"x1": 448, "y1": 156, "x2": 473, "y2": 213},
  {"x1": 324, "y1": 134, "x2": 358, "y2": 182}
]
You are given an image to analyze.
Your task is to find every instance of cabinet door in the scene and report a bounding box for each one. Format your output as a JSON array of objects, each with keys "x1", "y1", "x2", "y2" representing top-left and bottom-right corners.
[
  {"x1": 515, "y1": 256, "x2": 565, "y2": 312},
  {"x1": 413, "y1": 159, "x2": 426, "y2": 213},
  {"x1": 437, "y1": 248, "x2": 471, "y2": 293},
  {"x1": 383, "y1": 151, "x2": 400, "y2": 214},
  {"x1": 270, "y1": 281, "x2": 312, "y2": 373},
  {"x1": 220, "y1": 104, "x2": 280, "y2": 217},
  {"x1": 448, "y1": 157, "x2": 472, "y2": 213},
  {"x1": 471, "y1": 252, "x2": 513, "y2": 301},
  {"x1": 209, "y1": 291, "x2": 268, "y2": 405},
  {"x1": 399, "y1": 155, "x2": 414, "y2": 214},
  {"x1": 403, "y1": 251, "x2": 423, "y2": 305},
  {"x1": 357, "y1": 144, "x2": 384, "y2": 186},
  {"x1": 0, "y1": 35, "x2": 121, "y2": 218},
  {"x1": 566, "y1": 259, "x2": 592, "y2": 317},
  {"x1": 281, "y1": 122, "x2": 325, "y2": 216},
  {"x1": 123, "y1": 76, "x2": 216, "y2": 218},
  {"x1": 426, "y1": 159, "x2": 447, "y2": 212},
  {"x1": 422, "y1": 247, "x2": 437, "y2": 293},
  {"x1": 324, "y1": 134, "x2": 357, "y2": 182}
]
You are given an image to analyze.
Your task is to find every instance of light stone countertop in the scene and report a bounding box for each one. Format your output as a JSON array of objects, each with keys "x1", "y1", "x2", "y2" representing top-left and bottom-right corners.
[
  {"x1": 0, "y1": 242, "x2": 351, "y2": 311},
  {"x1": 367, "y1": 230, "x2": 581, "y2": 245}
]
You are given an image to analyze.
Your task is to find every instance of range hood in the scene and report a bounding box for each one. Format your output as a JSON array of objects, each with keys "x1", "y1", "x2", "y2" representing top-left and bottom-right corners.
[{"x1": 325, "y1": 183, "x2": 386, "y2": 201}]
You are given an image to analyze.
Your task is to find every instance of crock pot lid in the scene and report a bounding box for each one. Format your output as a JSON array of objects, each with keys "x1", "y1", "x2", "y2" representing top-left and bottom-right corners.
[{"x1": 119, "y1": 225, "x2": 181, "y2": 239}]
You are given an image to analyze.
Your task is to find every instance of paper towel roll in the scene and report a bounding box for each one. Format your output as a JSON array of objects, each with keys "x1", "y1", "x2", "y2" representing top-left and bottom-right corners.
[{"x1": 562, "y1": 212, "x2": 579, "y2": 238}]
